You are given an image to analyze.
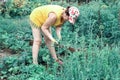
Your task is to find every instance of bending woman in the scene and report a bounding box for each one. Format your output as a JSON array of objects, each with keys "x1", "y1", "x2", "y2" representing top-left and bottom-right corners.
[{"x1": 29, "y1": 5, "x2": 80, "y2": 65}]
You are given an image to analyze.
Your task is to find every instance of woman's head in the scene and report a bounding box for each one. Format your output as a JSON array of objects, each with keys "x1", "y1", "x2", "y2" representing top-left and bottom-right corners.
[{"x1": 62, "y1": 6, "x2": 80, "y2": 24}]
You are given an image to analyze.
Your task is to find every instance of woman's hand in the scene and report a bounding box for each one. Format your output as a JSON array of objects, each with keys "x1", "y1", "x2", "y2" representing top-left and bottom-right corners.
[
  {"x1": 56, "y1": 59, "x2": 63, "y2": 65},
  {"x1": 56, "y1": 26, "x2": 62, "y2": 41},
  {"x1": 52, "y1": 38, "x2": 58, "y2": 44},
  {"x1": 58, "y1": 36, "x2": 62, "y2": 41}
]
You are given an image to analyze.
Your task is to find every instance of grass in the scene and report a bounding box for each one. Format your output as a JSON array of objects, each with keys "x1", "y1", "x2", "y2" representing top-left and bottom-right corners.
[{"x1": 54, "y1": 44, "x2": 120, "y2": 80}]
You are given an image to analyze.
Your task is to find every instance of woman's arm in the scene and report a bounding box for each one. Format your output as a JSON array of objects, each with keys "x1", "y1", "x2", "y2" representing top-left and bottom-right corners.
[
  {"x1": 41, "y1": 13, "x2": 57, "y2": 42},
  {"x1": 56, "y1": 26, "x2": 62, "y2": 40}
]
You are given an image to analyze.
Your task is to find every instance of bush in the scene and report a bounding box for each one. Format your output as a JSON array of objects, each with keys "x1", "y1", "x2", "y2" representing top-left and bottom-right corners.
[
  {"x1": 63, "y1": 1, "x2": 120, "y2": 45},
  {"x1": 0, "y1": 0, "x2": 50, "y2": 18}
]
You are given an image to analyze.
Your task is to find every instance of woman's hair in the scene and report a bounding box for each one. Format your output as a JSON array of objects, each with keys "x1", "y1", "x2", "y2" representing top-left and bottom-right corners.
[{"x1": 65, "y1": 6, "x2": 70, "y2": 16}]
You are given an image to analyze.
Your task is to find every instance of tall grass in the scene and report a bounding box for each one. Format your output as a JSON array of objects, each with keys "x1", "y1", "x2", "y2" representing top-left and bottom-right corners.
[{"x1": 53, "y1": 42, "x2": 120, "y2": 80}]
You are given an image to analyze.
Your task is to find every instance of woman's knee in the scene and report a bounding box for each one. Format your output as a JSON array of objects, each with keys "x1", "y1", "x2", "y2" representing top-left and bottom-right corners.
[{"x1": 33, "y1": 39, "x2": 42, "y2": 45}]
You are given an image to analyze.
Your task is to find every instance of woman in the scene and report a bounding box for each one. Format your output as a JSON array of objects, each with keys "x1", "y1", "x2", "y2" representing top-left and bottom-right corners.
[{"x1": 30, "y1": 5, "x2": 79, "y2": 65}]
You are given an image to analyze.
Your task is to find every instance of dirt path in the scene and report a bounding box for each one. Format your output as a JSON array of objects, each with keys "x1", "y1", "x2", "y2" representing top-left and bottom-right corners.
[
  {"x1": 0, "y1": 49, "x2": 13, "y2": 63},
  {"x1": 0, "y1": 49, "x2": 13, "y2": 57}
]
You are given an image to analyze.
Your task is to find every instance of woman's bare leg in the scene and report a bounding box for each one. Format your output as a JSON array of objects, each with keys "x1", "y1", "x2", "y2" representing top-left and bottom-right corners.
[{"x1": 31, "y1": 27, "x2": 42, "y2": 64}]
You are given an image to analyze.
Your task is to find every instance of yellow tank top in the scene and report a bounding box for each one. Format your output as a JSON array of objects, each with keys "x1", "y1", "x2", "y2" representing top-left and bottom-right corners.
[{"x1": 30, "y1": 5, "x2": 65, "y2": 27}]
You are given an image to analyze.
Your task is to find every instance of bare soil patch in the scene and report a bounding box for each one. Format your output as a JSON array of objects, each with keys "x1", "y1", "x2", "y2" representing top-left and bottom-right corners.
[{"x1": 0, "y1": 49, "x2": 13, "y2": 58}]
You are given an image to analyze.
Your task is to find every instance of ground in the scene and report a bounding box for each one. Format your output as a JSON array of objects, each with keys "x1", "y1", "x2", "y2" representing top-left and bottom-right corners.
[{"x1": 0, "y1": 49, "x2": 13, "y2": 63}]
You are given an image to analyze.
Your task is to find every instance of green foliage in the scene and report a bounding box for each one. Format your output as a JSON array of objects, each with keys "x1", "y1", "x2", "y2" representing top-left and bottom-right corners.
[
  {"x1": 64, "y1": 1, "x2": 120, "y2": 45},
  {"x1": 55, "y1": 45, "x2": 120, "y2": 80},
  {"x1": 0, "y1": 17, "x2": 32, "y2": 52},
  {"x1": 0, "y1": 0, "x2": 50, "y2": 18},
  {"x1": 1, "y1": 60, "x2": 55, "y2": 80}
]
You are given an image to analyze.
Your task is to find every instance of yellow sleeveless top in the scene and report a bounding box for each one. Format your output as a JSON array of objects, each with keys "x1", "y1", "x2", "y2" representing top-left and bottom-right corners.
[{"x1": 30, "y1": 5, "x2": 64, "y2": 27}]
